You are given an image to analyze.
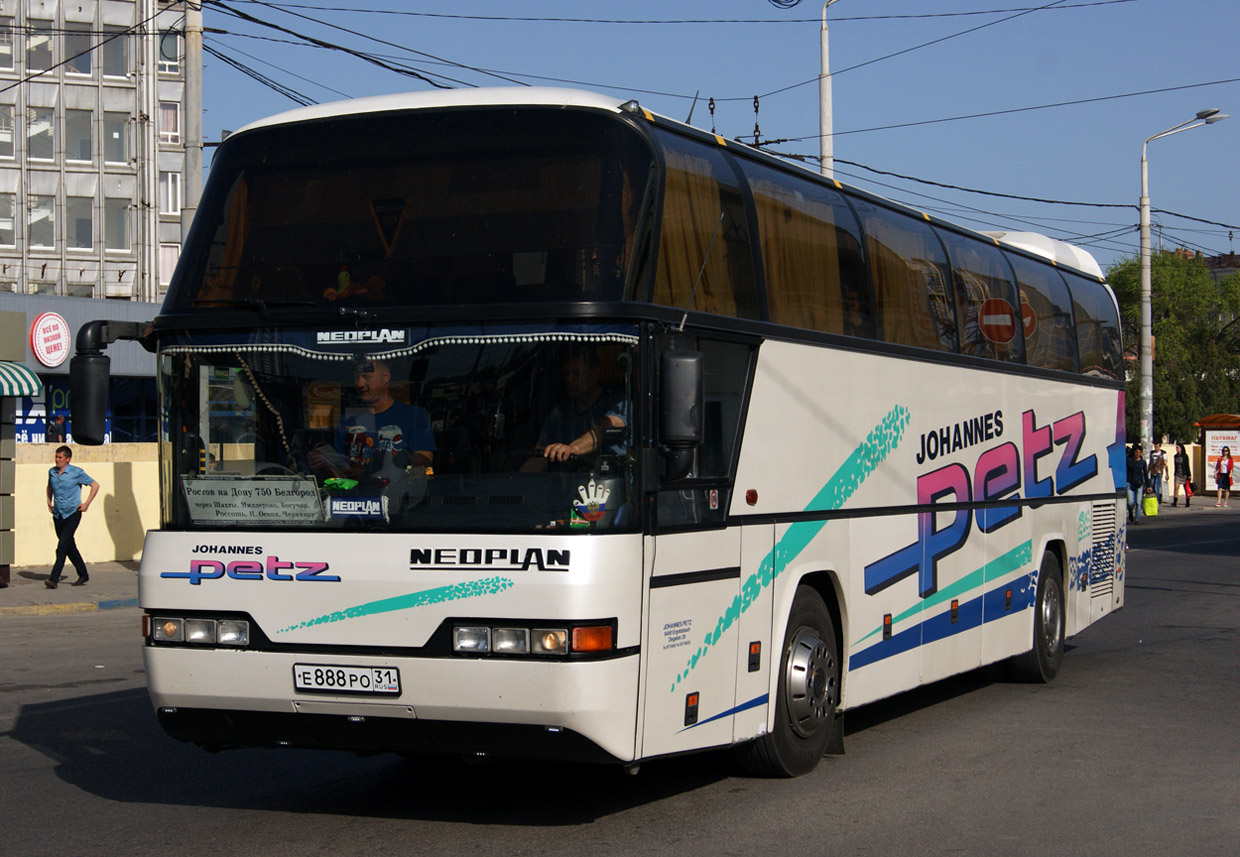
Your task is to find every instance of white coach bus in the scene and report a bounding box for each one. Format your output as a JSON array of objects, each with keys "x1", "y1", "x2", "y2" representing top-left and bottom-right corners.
[{"x1": 72, "y1": 88, "x2": 1126, "y2": 777}]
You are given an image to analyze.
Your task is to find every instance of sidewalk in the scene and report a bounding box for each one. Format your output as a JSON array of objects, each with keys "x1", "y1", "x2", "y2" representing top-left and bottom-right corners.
[{"x1": 0, "y1": 560, "x2": 138, "y2": 617}]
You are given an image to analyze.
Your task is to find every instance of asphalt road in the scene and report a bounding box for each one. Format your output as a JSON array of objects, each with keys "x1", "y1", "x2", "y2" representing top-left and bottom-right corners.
[{"x1": 1, "y1": 509, "x2": 1237, "y2": 856}]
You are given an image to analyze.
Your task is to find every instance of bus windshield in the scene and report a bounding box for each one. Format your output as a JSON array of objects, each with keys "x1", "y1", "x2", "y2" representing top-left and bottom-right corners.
[
  {"x1": 158, "y1": 326, "x2": 638, "y2": 534},
  {"x1": 165, "y1": 109, "x2": 654, "y2": 310}
]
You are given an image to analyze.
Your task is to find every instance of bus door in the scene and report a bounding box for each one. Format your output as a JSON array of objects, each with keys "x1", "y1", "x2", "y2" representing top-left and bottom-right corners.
[{"x1": 641, "y1": 527, "x2": 741, "y2": 759}]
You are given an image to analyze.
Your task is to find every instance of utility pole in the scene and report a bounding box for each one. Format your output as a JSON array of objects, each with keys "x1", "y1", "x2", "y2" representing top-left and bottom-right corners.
[
  {"x1": 818, "y1": 1, "x2": 841, "y2": 177},
  {"x1": 182, "y1": 2, "x2": 204, "y2": 244}
]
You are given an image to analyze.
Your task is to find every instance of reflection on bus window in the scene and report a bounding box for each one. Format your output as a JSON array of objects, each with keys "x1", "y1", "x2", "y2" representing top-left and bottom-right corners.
[
  {"x1": 853, "y1": 201, "x2": 957, "y2": 352},
  {"x1": 743, "y1": 160, "x2": 874, "y2": 339},
  {"x1": 938, "y1": 229, "x2": 1025, "y2": 363},
  {"x1": 1006, "y1": 252, "x2": 1078, "y2": 373},
  {"x1": 652, "y1": 130, "x2": 758, "y2": 320}
]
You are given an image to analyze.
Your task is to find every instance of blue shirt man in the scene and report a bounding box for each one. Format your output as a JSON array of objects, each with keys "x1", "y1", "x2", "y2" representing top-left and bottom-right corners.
[{"x1": 45, "y1": 445, "x2": 100, "y2": 588}]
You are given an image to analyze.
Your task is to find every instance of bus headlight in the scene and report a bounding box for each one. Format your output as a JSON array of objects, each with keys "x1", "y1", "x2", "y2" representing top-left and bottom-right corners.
[
  {"x1": 453, "y1": 626, "x2": 491, "y2": 653},
  {"x1": 146, "y1": 615, "x2": 249, "y2": 647}
]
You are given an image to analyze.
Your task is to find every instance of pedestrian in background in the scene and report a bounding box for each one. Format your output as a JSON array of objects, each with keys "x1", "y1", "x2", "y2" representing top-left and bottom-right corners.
[
  {"x1": 46, "y1": 414, "x2": 67, "y2": 443},
  {"x1": 44, "y1": 445, "x2": 99, "y2": 589},
  {"x1": 1148, "y1": 444, "x2": 1167, "y2": 504},
  {"x1": 1127, "y1": 444, "x2": 1149, "y2": 524},
  {"x1": 1171, "y1": 442, "x2": 1192, "y2": 507},
  {"x1": 1215, "y1": 446, "x2": 1233, "y2": 508}
]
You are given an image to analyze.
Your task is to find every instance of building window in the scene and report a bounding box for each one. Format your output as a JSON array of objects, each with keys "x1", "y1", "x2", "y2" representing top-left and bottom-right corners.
[
  {"x1": 104, "y1": 197, "x2": 131, "y2": 251},
  {"x1": 159, "y1": 102, "x2": 181, "y2": 145},
  {"x1": 0, "y1": 104, "x2": 13, "y2": 158},
  {"x1": 66, "y1": 109, "x2": 93, "y2": 162},
  {"x1": 29, "y1": 195, "x2": 56, "y2": 249},
  {"x1": 0, "y1": 18, "x2": 14, "y2": 71},
  {"x1": 159, "y1": 243, "x2": 181, "y2": 287},
  {"x1": 159, "y1": 171, "x2": 182, "y2": 215},
  {"x1": 26, "y1": 20, "x2": 54, "y2": 72},
  {"x1": 0, "y1": 192, "x2": 14, "y2": 246},
  {"x1": 65, "y1": 23, "x2": 93, "y2": 75},
  {"x1": 27, "y1": 106, "x2": 54, "y2": 161},
  {"x1": 29, "y1": 282, "x2": 55, "y2": 295},
  {"x1": 67, "y1": 281, "x2": 95, "y2": 298},
  {"x1": 104, "y1": 112, "x2": 129, "y2": 163},
  {"x1": 159, "y1": 29, "x2": 181, "y2": 74},
  {"x1": 102, "y1": 26, "x2": 129, "y2": 77},
  {"x1": 67, "y1": 196, "x2": 93, "y2": 250}
]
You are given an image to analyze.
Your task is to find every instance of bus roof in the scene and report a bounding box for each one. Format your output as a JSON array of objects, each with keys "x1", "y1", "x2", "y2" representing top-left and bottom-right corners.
[
  {"x1": 231, "y1": 86, "x2": 1107, "y2": 282},
  {"x1": 233, "y1": 87, "x2": 629, "y2": 136}
]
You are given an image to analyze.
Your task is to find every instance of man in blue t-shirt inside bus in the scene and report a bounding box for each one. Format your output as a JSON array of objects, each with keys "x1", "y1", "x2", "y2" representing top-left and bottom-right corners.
[{"x1": 309, "y1": 358, "x2": 435, "y2": 479}]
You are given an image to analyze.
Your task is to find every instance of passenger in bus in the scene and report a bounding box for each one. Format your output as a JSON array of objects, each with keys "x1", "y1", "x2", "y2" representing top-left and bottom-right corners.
[
  {"x1": 309, "y1": 358, "x2": 435, "y2": 479},
  {"x1": 521, "y1": 348, "x2": 627, "y2": 472}
]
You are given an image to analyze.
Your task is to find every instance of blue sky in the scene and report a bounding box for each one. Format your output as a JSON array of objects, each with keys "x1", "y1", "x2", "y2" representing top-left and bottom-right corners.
[{"x1": 199, "y1": 0, "x2": 1240, "y2": 272}]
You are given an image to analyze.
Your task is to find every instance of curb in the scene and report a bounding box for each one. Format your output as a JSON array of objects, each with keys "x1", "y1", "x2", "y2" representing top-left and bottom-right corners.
[{"x1": 0, "y1": 597, "x2": 139, "y2": 618}]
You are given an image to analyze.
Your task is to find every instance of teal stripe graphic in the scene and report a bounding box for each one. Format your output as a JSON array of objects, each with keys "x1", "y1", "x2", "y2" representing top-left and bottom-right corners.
[
  {"x1": 277, "y1": 575, "x2": 515, "y2": 634},
  {"x1": 851, "y1": 539, "x2": 1033, "y2": 647},
  {"x1": 671, "y1": 405, "x2": 911, "y2": 691}
]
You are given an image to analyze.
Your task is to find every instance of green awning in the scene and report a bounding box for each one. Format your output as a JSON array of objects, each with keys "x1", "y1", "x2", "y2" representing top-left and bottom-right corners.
[{"x1": 0, "y1": 362, "x2": 43, "y2": 397}]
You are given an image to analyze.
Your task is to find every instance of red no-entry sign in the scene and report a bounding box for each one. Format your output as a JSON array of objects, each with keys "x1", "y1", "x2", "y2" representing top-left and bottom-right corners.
[{"x1": 979, "y1": 298, "x2": 1017, "y2": 344}]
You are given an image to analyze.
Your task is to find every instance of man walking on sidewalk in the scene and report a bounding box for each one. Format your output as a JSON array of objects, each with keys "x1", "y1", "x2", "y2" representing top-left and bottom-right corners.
[{"x1": 45, "y1": 446, "x2": 99, "y2": 589}]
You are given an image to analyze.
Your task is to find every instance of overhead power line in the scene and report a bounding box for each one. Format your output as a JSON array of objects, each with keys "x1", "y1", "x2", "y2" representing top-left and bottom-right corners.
[{"x1": 223, "y1": 0, "x2": 1136, "y2": 25}]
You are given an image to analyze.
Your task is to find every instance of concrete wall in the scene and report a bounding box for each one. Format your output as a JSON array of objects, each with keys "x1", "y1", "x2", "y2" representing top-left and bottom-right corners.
[{"x1": 15, "y1": 443, "x2": 159, "y2": 567}]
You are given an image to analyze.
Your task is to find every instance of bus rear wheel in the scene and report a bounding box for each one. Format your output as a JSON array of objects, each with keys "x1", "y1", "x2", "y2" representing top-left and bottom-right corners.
[
  {"x1": 735, "y1": 586, "x2": 838, "y2": 777},
  {"x1": 1008, "y1": 552, "x2": 1065, "y2": 682}
]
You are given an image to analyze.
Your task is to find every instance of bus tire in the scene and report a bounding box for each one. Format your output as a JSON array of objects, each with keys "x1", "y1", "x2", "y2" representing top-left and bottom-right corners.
[
  {"x1": 1008, "y1": 552, "x2": 1065, "y2": 683},
  {"x1": 735, "y1": 586, "x2": 838, "y2": 777}
]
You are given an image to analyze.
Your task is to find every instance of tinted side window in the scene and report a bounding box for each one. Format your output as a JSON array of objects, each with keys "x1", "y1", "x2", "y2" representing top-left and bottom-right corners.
[
  {"x1": 938, "y1": 230, "x2": 1024, "y2": 362},
  {"x1": 741, "y1": 160, "x2": 873, "y2": 338},
  {"x1": 853, "y1": 201, "x2": 956, "y2": 351},
  {"x1": 652, "y1": 131, "x2": 759, "y2": 319},
  {"x1": 1063, "y1": 270, "x2": 1122, "y2": 380},
  {"x1": 657, "y1": 336, "x2": 755, "y2": 529},
  {"x1": 1005, "y1": 253, "x2": 1077, "y2": 373}
]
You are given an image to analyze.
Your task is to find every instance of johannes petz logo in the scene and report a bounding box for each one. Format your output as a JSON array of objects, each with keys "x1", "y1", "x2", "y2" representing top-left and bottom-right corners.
[{"x1": 574, "y1": 479, "x2": 610, "y2": 522}]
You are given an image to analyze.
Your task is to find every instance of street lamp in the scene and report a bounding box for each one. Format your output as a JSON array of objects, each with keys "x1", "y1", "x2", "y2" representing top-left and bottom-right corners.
[
  {"x1": 1138, "y1": 108, "x2": 1228, "y2": 456},
  {"x1": 819, "y1": 0, "x2": 843, "y2": 177}
]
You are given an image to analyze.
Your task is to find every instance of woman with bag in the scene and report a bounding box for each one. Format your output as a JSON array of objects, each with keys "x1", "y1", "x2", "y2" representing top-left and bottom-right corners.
[
  {"x1": 1127, "y1": 444, "x2": 1149, "y2": 523},
  {"x1": 1171, "y1": 443, "x2": 1192, "y2": 507},
  {"x1": 1215, "y1": 446, "x2": 1233, "y2": 508}
]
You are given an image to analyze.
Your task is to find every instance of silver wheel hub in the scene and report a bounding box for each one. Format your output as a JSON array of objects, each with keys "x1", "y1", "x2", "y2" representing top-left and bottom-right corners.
[
  {"x1": 1041, "y1": 580, "x2": 1063, "y2": 654},
  {"x1": 784, "y1": 626, "x2": 836, "y2": 738}
]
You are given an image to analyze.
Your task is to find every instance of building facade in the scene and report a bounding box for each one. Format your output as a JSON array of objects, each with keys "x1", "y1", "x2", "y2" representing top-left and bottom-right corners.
[
  {"x1": 0, "y1": 1, "x2": 197, "y2": 445},
  {"x1": 1, "y1": 0, "x2": 193, "y2": 302}
]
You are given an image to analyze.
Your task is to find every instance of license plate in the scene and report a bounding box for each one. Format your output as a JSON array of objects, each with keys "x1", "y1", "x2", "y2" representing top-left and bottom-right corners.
[{"x1": 292, "y1": 664, "x2": 401, "y2": 695}]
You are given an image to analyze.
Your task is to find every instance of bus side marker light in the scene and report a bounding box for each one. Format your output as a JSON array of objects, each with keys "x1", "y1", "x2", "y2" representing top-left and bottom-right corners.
[
  {"x1": 746, "y1": 489, "x2": 758, "y2": 506},
  {"x1": 533, "y1": 629, "x2": 568, "y2": 655},
  {"x1": 950, "y1": 600, "x2": 959, "y2": 624},
  {"x1": 883, "y1": 614, "x2": 893, "y2": 640},
  {"x1": 571, "y1": 625, "x2": 613, "y2": 652},
  {"x1": 748, "y1": 641, "x2": 761, "y2": 672},
  {"x1": 454, "y1": 626, "x2": 491, "y2": 653},
  {"x1": 1005, "y1": 590, "x2": 1013, "y2": 611},
  {"x1": 685, "y1": 691, "x2": 700, "y2": 726}
]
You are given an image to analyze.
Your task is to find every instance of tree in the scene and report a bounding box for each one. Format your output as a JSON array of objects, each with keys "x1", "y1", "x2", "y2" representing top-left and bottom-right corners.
[{"x1": 1108, "y1": 250, "x2": 1240, "y2": 444}]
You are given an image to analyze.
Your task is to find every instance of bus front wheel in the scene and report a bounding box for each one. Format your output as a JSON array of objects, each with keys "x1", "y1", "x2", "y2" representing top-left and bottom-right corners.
[
  {"x1": 1008, "y1": 552, "x2": 1065, "y2": 682},
  {"x1": 735, "y1": 586, "x2": 838, "y2": 777}
]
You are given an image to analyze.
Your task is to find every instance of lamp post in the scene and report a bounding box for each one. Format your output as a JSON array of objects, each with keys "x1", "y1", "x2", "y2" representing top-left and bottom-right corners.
[
  {"x1": 819, "y1": 0, "x2": 843, "y2": 177},
  {"x1": 1138, "y1": 108, "x2": 1227, "y2": 456}
]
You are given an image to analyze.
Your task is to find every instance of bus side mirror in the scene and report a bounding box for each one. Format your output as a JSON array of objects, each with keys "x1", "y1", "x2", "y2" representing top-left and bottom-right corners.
[
  {"x1": 660, "y1": 350, "x2": 703, "y2": 481},
  {"x1": 69, "y1": 319, "x2": 148, "y2": 446},
  {"x1": 69, "y1": 352, "x2": 111, "y2": 446}
]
